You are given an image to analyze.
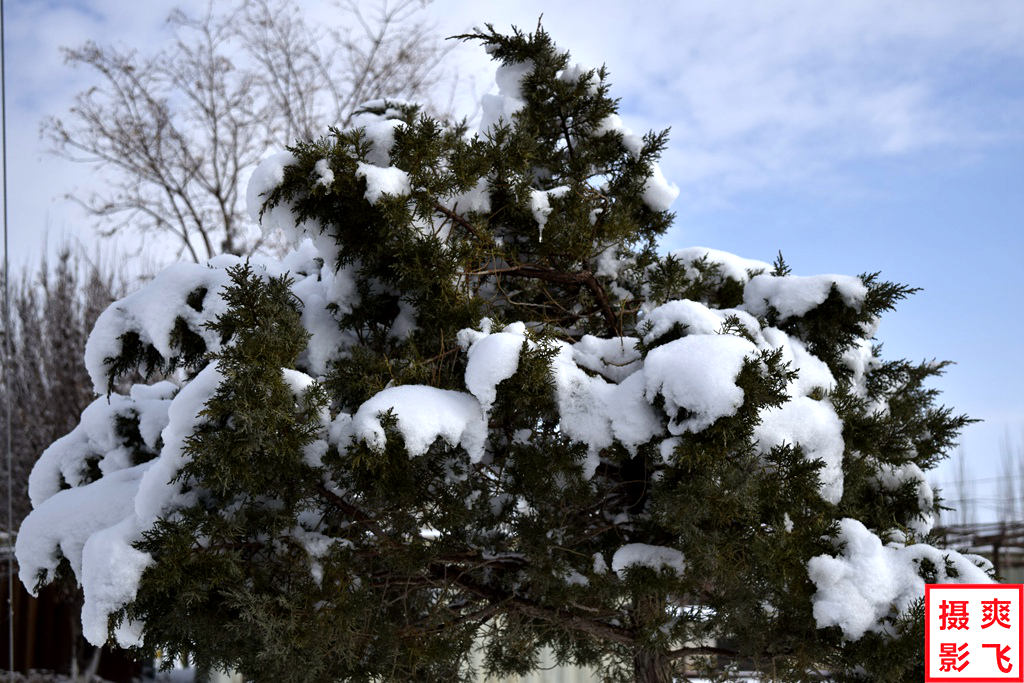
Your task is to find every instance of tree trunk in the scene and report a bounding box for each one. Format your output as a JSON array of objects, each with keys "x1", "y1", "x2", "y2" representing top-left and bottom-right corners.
[
  {"x1": 631, "y1": 590, "x2": 673, "y2": 683},
  {"x1": 633, "y1": 649, "x2": 672, "y2": 683}
]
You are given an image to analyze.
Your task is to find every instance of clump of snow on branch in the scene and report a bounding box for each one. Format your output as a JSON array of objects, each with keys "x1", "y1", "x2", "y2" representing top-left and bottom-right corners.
[
  {"x1": 762, "y1": 327, "x2": 836, "y2": 396},
  {"x1": 81, "y1": 516, "x2": 153, "y2": 647},
  {"x1": 572, "y1": 335, "x2": 641, "y2": 383},
  {"x1": 27, "y1": 381, "x2": 175, "y2": 506},
  {"x1": 345, "y1": 385, "x2": 487, "y2": 462},
  {"x1": 442, "y1": 177, "x2": 491, "y2": 215},
  {"x1": 17, "y1": 463, "x2": 149, "y2": 591},
  {"x1": 550, "y1": 340, "x2": 663, "y2": 478},
  {"x1": 529, "y1": 186, "x2": 569, "y2": 242},
  {"x1": 644, "y1": 334, "x2": 756, "y2": 434},
  {"x1": 754, "y1": 397, "x2": 845, "y2": 504},
  {"x1": 480, "y1": 60, "x2": 533, "y2": 131},
  {"x1": 349, "y1": 101, "x2": 407, "y2": 166},
  {"x1": 130, "y1": 363, "x2": 224, "y2": 524},
  {"x1": 84, "y1": 237, "x2": 351, "y2": 386},
  {"x1": 612, "y1": 543, "x2": 686, "y2": 578},
  {"x1": 246, "y1": 151, "x2": 299, "y2": 239},
  {"x1": 807, "y1": 518, "x2": 991, "y2": 640},
  {"x1": 16, "y1": 360, "x2": 322, "y2": 647},
  {"x1": 314, "y1": 158, "x2": 334, "y2": 187},
  {"x1": 83, "y1": 264, "x2": 232, "y2": 393},
  {"x1": 459, "y1": 320, "x2": 528, "y2": 412},
  {"x1": 744, "y1": 273, "x2": 868, "y2": 321},
  {"x1": 640, "y1": 299, "x2": 759, "y2": 344},
  {"x1": 247, "y1": 194, "x2": 358, "y2": 375},
  {"x1": 664, "y1": 247, "x2": 772, "y2": 284},
  {"x1": 871, "y1": 460, "x2": 936, "y2": 536},
  {"x1": 642, "y1": 162, "x2": 679, "y2": 212},
  {"x1": 355, "y1": 162, "x2": 411, "y2": 204},
  {"x1": 592, "y1": 112, "x2": 678, "y2": 211},
  {"x1": 595, "y1": 114, "x2": 643, "y2": 156}
]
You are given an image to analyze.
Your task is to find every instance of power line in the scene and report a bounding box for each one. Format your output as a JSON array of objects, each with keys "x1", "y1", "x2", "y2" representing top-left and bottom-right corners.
[{"x1": 940, "y1": 478, "x2": 1023, "y2": 490}]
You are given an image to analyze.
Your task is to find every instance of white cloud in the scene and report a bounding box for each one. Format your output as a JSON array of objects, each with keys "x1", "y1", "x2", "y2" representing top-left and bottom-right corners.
[{"x1": 434, "y1": 0, "x2": 1024, "y2": 205}]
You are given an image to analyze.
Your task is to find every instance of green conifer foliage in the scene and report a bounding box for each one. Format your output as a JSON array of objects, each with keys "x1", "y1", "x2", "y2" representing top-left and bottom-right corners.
[
  {"x1": 18, "y1": 24, "x2": 982, "y2": 683},
  {"x1": 124, "y1": 265, "x2": 332, "y2": 678}
]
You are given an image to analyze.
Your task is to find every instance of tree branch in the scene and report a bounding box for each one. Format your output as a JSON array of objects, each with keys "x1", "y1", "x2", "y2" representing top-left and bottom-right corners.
[
  {"x1": 427, "y1": 562, "x2": 635, "y2": 646},
  {"x1": 503, "y1": 263, "x2": 619, "y2": 335},
  {"x1": 432, "y1": 201, "x2": 486, "y2": 243},
  {"x1": 666, "y1": 645, "x2": 740, "y2": 661}
]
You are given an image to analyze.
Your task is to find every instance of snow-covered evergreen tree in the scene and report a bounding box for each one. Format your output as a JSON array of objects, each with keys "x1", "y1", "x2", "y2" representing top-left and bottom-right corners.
[{"x1": 17, "y1": 25, "x2": 985, "y2": 683}]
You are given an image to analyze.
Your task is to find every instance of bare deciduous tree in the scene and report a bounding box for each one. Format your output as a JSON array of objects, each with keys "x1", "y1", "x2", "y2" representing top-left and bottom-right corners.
[
  {"x1": 45, "y1": 0, "x2": 451, "y2": 262},
  {"x1": 1, "y1": 247, "x2": 120, "y2": 528},
  {"x1": 1, "y1": 248, "x2": 143, "y2": 678}
]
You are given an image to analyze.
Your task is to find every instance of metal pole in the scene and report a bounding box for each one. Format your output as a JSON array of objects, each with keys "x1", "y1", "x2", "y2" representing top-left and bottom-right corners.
[{"x1": 0, "y1": 0, "x2": 14, "y2": 675}]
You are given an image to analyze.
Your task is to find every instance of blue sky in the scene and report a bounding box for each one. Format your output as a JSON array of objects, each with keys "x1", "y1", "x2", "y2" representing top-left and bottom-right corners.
[{"x1": 6, "y1": 0, "x2": 1024, "y2": 520}]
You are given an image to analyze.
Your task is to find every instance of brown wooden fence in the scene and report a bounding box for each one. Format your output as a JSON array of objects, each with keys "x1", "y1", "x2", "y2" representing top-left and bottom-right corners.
[{"x1": 0, "y1": 562, "x2": 141, "y2": 681}]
